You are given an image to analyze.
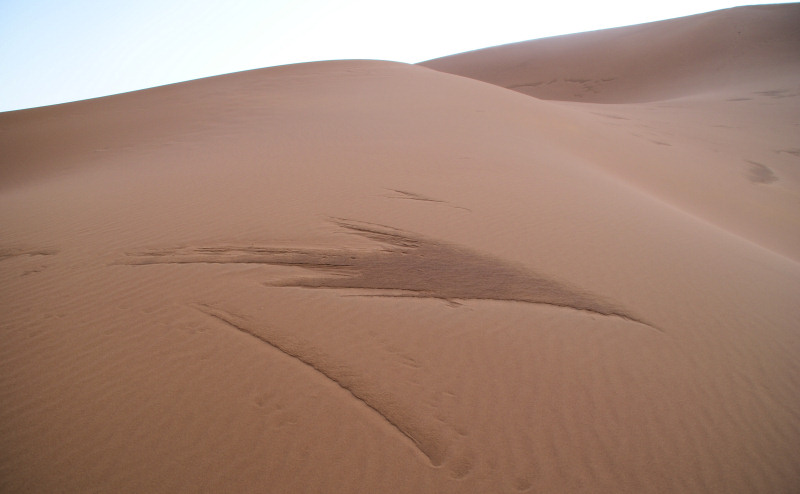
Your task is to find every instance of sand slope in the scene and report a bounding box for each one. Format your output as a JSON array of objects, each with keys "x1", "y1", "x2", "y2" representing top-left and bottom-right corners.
[
  {"x1": 420, "y1": 4, "x2": 800, "y2": 103},
  {"x1": 422, "y1": 3, "x2": 800, "y2": 261},
  {"x1": 2, "y1": 5, "x2": 800, "y2": 494}
]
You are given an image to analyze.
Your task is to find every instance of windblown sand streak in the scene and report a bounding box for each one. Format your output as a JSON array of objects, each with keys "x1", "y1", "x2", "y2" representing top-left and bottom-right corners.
[
  {"x1": 193, "y1": 303, "x2": 450, "y2": 467},
  {"x1": 123, "y1": 219, "x2": 657, "y2": 329},
  {"x1": 0, "y1": 248, "x2": 58, "y2": 261}
]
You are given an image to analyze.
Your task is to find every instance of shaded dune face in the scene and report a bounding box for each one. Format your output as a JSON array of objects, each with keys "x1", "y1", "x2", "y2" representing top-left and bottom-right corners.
[{"x1": 123, "y1": 219, "x2": 654, "y2": 329}]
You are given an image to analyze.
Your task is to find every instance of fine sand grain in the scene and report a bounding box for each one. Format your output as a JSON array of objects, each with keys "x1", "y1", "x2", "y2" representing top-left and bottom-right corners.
[{"x1": 2, "y1": 4, "x2": 799, "y2": 493}]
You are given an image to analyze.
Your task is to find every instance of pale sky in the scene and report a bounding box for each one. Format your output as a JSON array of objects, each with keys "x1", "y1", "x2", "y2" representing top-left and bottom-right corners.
[{"x1": 0, "y1": 1, "x2": 793, "y2": 112}]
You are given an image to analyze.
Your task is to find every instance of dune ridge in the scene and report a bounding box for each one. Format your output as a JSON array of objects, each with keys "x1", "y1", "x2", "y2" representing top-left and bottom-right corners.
[
  {"x1": 420, "y1": 3, "x2": 800, "y2": 102},
  {"x1": 192, "y1": 302, "x2": 455, "y2": 469}
]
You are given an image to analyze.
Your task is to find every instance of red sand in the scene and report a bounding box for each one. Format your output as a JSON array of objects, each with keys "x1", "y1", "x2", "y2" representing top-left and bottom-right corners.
[{"x1": 2, "y1": 4, "x2": 799, "y2": 493}]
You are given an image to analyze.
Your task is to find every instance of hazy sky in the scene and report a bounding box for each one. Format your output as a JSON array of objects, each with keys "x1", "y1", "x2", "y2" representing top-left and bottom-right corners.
[{"x1": 1, "y1": 1, "x2": 793, "y2": 112}]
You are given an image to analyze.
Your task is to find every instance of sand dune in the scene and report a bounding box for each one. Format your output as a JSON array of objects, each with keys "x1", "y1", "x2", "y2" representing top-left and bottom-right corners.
[
  {"x1": 420, "y1": 4, "x2": 800, "y2": 103},
  {"x1": 2, "y1": 4, "x2": 800, "y2": 493},
  {"x1": 424, "y1": 3, "x2": 800, "y2": 261}
]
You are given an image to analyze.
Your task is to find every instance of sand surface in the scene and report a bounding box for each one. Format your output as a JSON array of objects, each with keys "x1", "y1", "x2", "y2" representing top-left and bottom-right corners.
[{"x1": 2, "y1": 4, "x2": 799, "y2": 493}]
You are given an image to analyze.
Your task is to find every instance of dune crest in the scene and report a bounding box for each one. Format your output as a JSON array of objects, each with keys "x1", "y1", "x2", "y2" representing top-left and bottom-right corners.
[{"x1": 420, "y1": 4, "x2": 800, "y2": 103}]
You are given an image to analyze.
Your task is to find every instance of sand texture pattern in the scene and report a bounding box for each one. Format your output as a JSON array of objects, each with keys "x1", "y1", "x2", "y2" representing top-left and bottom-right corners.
[{"x1": 2, "y1": 4, "x2": 799, "y2": 493}]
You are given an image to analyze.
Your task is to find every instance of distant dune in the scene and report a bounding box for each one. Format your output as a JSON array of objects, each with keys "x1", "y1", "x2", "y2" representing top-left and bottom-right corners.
[
  {"x1": 2, "y1": 4, "x2": 799, "y2": 493},
  {"x1": 420, "y1": 3, "x2": 800, "y2": 103}
]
